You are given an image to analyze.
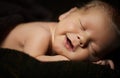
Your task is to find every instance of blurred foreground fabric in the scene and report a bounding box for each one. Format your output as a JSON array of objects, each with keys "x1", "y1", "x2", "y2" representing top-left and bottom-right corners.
[{"x1": 0, "y1": 48, "x2": 119, "y2": 78}]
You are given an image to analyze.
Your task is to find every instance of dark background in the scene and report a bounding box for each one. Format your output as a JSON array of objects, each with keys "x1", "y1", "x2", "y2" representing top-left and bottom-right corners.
[
  {"x1": 37, "y1": 0, "x2": 91, "y2": 21},
  {"x1": 36, "y1": 0, "x2": 119, "y2": 21},
  {"x1": 0, "y1": 0, "x2": 119, "y2": 21}
]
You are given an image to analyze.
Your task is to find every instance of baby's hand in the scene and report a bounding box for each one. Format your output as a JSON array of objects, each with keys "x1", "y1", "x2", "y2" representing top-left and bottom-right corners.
[{"x1": 92, "y1": 60, "x2": 114, "y2": 69}]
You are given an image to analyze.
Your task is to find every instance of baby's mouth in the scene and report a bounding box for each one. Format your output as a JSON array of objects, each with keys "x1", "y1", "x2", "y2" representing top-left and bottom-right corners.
[{"x1": 65, "y1": 35, "x2": 74, "y2": 51}]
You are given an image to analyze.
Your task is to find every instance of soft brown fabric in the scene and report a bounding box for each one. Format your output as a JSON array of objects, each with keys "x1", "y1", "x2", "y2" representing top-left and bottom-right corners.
[{"x1": 0, "y1": 48, "x2": 119, "y2": 78}]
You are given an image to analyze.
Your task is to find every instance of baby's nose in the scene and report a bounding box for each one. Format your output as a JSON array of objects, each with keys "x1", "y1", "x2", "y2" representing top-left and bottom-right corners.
[{"x1": 77, "y1": 35, "x2": 89, "y2": 48}]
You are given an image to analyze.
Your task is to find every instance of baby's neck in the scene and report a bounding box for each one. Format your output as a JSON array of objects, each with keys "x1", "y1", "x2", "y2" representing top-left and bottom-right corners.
[{"x1": 47, "y1": 22, "x2": 57, "y2": 55}]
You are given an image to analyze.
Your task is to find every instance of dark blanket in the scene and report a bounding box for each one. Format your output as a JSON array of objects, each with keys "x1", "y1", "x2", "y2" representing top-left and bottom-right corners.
[{"x1": 0, "y1": 48, "x2": 119, "y2": 78}]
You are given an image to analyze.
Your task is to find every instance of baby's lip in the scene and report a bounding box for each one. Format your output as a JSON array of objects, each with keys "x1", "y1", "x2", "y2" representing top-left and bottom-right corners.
[{"x1": 65, "y1": 35, "x2": 74, "y2": 51}]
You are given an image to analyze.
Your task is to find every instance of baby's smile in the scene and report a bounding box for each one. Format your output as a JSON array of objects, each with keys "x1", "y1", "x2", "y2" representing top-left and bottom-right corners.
[{"x1": 64, "y1": 35, "x2": 74, "y2": 51}]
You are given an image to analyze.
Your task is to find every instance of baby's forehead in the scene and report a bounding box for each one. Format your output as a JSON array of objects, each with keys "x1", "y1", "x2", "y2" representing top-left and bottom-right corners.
[{"x1": 81, "y1": 6, "x2": 108, "y2": 16}]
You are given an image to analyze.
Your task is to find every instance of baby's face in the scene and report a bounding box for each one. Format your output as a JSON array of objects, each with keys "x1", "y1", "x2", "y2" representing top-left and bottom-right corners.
[{"x1": 52, "y1": 8, "x2": 116, "y2": 61}]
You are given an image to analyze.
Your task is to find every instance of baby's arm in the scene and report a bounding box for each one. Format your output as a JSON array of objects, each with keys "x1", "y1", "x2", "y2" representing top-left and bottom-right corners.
[
  {"x1": 36, "y1": 55, "x2": 69, "y2": 62},
  {"x1": 23, "y1": 28, "x2": 69, "y2": 62},
  {"x1": 93, "y1": 59, "x2": 114, "y2": 69}
]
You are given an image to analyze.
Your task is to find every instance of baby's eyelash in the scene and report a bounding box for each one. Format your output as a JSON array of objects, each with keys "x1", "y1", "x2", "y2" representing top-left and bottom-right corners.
[{"x1": 79, "y1": 21, "x2": 85, "y2": 30}]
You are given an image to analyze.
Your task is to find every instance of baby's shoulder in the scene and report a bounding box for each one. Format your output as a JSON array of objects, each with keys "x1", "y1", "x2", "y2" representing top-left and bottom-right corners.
[
  {"x1": 13, "y1": 22, "x2": 51, "y2": 36},
  {"x1": 5, "y1": 22, "x2": 51, "y2": 44}
]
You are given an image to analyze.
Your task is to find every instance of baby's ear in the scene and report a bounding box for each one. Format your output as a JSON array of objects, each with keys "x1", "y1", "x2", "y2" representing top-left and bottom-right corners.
[{"x1": 58, "y1": 7, "x2": 77, "y2": 21}]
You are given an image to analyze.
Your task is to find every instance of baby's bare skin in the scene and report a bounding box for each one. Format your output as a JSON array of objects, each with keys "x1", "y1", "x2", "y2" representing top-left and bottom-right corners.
[{"x1": 93, "y1": 60, "x2": 114, "y2": 69}]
